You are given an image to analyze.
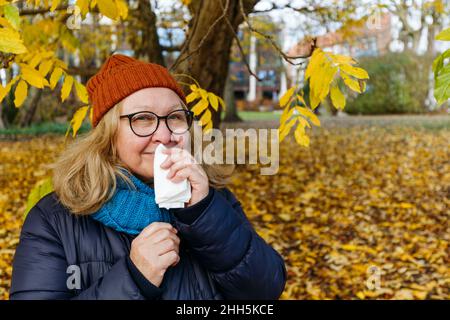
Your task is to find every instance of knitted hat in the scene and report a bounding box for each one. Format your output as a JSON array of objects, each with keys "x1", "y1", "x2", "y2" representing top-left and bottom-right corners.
[{"x1": 86, "y1": 54, "x2": 186, "y2": 127}]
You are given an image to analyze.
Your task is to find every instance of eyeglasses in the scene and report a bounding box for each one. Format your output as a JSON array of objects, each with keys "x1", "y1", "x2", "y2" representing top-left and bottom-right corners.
[{"x1": 120, "y1": 109, "x2": 194, "y2": 137}]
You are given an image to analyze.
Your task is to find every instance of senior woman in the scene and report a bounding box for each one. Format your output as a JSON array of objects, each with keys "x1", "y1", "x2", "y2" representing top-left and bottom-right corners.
[{"x1": 9, "y1": 54, "x2": 286, "y2": 300}]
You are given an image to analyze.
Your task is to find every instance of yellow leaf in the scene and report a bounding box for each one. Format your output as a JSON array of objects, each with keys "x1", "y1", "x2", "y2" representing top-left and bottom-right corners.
[
  {"x1": 115, "y1": 0, "x2": 128, "y2": 19},
  {"x1": 280, "y1": 107, "x2": 294, "y2": 126},
  {"x1": 279, "y1": 213, "x2": 291, "y2": 222},
  {"x1": 203, "y1": 121, "x2": 213, "y2": 134},
  {"x1": 199, "y1": 109, "x2": 212, "y2": 126},
  {"x1": 67, "y1": 105, "x2": 89, "y2": 138},
  {"x1": 186, "y1": 90, "x2": 200, "y2": 104},
  {"x1": 330, "y1": 84, "x2": 346, "y2": 110},
  {"x1": 296, "y1": 106, "x2": 321, "y2": 126},
  {"x1": 296, "y1": 94, "x2": 307, "y2": 107},
  {"x1": 280, "y1": 86, "x2": 296, "y2": 107},
  {"x1": 50, "y1": 67, "x2": 63, "y2": 89},
  {"x1": 97, "y1": 0, "x2": 118, "y2": 19},
  {"x1": 182, "y1": 0, "x2": 192, "y2": 5},
  {"x1": 279, "y1": 117, "x2": 296, "y2": 142},
  {"x1": 74, "y1": 81, "x2": 89, "y2": 104},
  {"x1": 207, "y1": 92, "x2": 219, "y2": 111},
  {"x1": 0, "y1": 76, "x2": 19, "y2": 103},
  {"x1": 0, "y1": 28, "x2": 27, "y2": 54},
  {"x1": 61, "y1": 75, "x2": 74, "y2": 102},
  {"x1": 21, "y1": 65, "x2": 49, "y2": 88},
  {"x1": 309, "y1": 92, "x2": 321, "y2": 110},
  {"x1": 14, "y1": 80, "x2": 28, "y2": 108},
  {"x1": 294, "y1": 125, "x2": 310, "y2": 147},
  {"x1": 305, "y1": 48, "x2": 325, "y2": 80},
  {"x1": 340, "y1": 64, "x2": 369, "y2": 79},
  {"x1": 38, "y1": 59, "x2": 53, "y2": 77},
  {"x1": 76, "y1": 0, "x2": 90, "y2": 17},
  {"x1": 27, "y1": 53, "x2": 42, "y2": 69},
  {"x1": 297, "y1": 115, "x2": 311, "y2": 128},
  {"x1": 191, "y1": 98, "x2": 209, "y2": 116},
  {"x1": 330, "y1": 53, "x2": 357, "y2": 65},
  {"x1": 50, "y1": 0, "x2": 61, "y2": 11},
  {"x1": 217, "y1": 96, "x2": 226, "y2": 110},
  {"x1": 198, "y1": 88, "x2": 208, "y2": 101},
  {"x1": 89, "y1": 106, "x2": 93, "y2": 125},
  {"x1": 341, "y1": 73, "x2": 364, "y2": 93}
]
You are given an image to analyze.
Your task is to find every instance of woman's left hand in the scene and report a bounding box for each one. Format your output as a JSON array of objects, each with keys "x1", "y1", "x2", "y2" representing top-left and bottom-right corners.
[{"x1": 160, "y1": 146, "x2": 209, "y2": 207}]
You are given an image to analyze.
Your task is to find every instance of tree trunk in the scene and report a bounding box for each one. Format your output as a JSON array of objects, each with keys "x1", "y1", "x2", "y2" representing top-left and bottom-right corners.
[
  {"x1": 129, "y1": 0, "x2": 165, "y2": 66},
  {"x1": 173, "y1": 0, "x2": 259, "y2": 128},
  {"x1": 0, "y1": 101, "x2": 4, "y2": 129},
  {"x1": 223, "y1": 70, "x2": 242, "y2": 122},
  {"x1": 19, "y1": 87, "x2": 43, "y2": 127}
]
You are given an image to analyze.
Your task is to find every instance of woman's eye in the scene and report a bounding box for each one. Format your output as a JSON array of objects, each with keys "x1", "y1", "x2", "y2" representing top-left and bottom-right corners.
[{"x1": 133, "y1": 115, "x2": 154, "y2": 121}]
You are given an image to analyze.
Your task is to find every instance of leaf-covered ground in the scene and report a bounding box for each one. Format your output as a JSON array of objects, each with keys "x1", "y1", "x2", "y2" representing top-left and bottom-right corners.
[{"x1": 0, "y1": 118, "x2": 449, "y2": 300}]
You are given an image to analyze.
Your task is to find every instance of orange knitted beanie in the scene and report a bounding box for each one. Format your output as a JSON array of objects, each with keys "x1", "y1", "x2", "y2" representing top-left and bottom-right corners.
[{"x1": 86, "y1": 54, "x2": 186, "y2": 127}]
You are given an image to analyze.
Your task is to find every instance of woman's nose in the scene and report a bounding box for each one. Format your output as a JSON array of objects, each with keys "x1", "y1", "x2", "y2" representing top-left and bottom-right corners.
[{"x1": 151, "y1": 119, "x2": 172, "y2": 144}]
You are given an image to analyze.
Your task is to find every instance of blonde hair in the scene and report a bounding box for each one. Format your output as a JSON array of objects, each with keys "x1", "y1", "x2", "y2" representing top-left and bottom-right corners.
[{"x1": 50, "y1": 102, "x2": 234, "y2": 215}]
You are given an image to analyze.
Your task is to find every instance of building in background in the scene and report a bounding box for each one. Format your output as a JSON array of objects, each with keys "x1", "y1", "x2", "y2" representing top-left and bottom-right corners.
[{"x1": 228, "y1": 16, "x2": 285, "y2": 111}]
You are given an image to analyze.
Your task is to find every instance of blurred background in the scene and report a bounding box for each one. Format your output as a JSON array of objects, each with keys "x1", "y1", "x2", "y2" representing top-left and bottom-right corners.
[{"x1": 0, "y1": 0, "x2": 449, "y2": 300}]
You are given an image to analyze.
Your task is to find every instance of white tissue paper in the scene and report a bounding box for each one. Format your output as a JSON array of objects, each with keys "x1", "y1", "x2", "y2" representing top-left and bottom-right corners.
[{"x1": 154, "y1": 143, "x2": 191, "y2": 209}]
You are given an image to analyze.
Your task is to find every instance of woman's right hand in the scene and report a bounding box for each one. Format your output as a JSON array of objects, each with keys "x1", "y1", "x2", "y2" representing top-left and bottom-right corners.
[{"x1": 129, "y1": 222, "x2": 180, "y2": 287}]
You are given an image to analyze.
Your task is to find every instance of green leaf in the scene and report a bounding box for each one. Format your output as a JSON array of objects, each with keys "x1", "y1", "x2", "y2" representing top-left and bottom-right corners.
[
  {"x1": 435, "y1": 28, "x2": 450, "y2": 41},
  {"x1": 24, "y1": 178, "x2": 54, "y2": 219},
  {"x1": 4, "y1": 4, "x2": 20, "y2": 30},
  {"x1": 434, "y1": 65, "x2": 450, "y2": 105}
]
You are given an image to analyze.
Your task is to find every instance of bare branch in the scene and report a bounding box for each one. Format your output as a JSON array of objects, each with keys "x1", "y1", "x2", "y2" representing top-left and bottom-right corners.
[
  {"x1": 239, "y1": 0, "x2": 315, "y2": 66},
  {"x1": 160, "y1": 44, "x2": 183, "y2": 52},
  {"x1": 169, "y1": 0, "x2": 230, "y2": 72},
  {"x1": 218, "y1": 0, "x2": 262, "y2": 81},
  {"x1": 253, "y1": 2, "x2": 327, "y2": 14},
  {"x1": 19, "y1": 4, "x2": 69, "y2": 16}
]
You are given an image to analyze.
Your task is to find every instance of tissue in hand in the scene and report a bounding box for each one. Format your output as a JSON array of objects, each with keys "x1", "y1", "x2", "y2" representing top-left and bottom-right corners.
[{"x1": 154, "y1": 143, "x2": 191, "y2": 209}]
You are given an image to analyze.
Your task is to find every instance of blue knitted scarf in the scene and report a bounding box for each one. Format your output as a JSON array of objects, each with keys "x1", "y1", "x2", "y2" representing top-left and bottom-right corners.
[{"x1": 91, "y1": 169, "x2": 173, "y2": 235}]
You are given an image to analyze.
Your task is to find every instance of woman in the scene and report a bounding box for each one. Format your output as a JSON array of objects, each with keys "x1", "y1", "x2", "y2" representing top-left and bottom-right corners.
[{"x1": 9, "y1": 54, "x2": 286, "y2": 300}]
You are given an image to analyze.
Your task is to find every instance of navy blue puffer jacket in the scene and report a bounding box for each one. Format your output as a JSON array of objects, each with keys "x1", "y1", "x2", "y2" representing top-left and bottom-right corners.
[{"x1": 10, "y1": 187, "x2": 286, "y2": 300}]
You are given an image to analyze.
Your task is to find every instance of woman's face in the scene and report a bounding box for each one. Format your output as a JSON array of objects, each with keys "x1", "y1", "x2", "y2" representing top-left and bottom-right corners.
[{"x1": 116, "y1": 87, "x2": 189, "y2": 181}]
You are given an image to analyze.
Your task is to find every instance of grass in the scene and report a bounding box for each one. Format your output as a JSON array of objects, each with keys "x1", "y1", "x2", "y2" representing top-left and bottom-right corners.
[
  {"x1": 0, "y1": 121, "x2": 91, "y2": 137},
  {"x1": 222, "y1": 111, "x2": 281, "y2": 121}
]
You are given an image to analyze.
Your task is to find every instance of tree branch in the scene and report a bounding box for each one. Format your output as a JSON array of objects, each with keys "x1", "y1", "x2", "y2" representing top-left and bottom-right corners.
[
  {"x1": 169, "y1": 0, "x2": 230, "y2": 72},
  {"x1": 219, "y1": 0, "x2": 262, "y2": 81},
  {"x1": 239, "y1": 0, "x2": 315, "y2": 66}
]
